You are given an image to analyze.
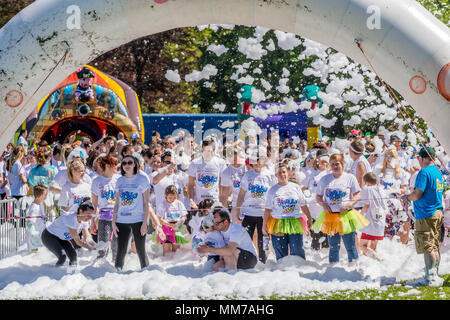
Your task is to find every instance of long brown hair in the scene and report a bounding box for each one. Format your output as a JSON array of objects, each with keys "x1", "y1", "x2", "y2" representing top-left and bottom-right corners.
[{"x1": 6, "y1": 146, "x2": 25, "y2": 172}]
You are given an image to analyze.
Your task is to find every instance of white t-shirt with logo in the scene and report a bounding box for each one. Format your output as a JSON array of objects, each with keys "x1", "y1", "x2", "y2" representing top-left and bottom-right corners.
[
  {"x1": 316, "y1": 172, "x2": 361, "y2": 213},
  {"x1": 240, "y1": 169, "x2": 277, "y2": 217},
  {"x1": 375, "y1": 168, "x2": 409, "y2": 194},
  {"x1": 115, "y1": 173, "x2": 150, "y2": 224},
  {"x1": 59, "y1": 180, "x2": 92, "y2": 214},
  {"x1": 156, "y1": 199, "x2": 187, "y2": 222},
  {"x1": 265, "y1": 182, "x2": 307, "y2": 219},
  {"x1": 221, "y1": 222, "x2": 258, "y2": 257},
  {"x1": 220, "y1": 164, "x2": 246, "y2": 207},
  {"x1": 47, "y1": 213, "x2": 90, "y2": 241},
  {"x1": 188, "y1": 156, "x2": 226, "y2": 204},
  {"x1": 91, "y1": 174, "x2": 120, "y2": 210}
]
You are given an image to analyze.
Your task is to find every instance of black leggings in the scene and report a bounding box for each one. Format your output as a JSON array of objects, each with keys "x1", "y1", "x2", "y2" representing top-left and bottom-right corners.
[
  {"x1": 115, "y1": 222, "x2": 148, "y2": 270},
  {"x1": 41, "y1": 228, "x2": 77, "y2": 264},
  {"x1": 242, "y1": 215, "x2": 265, "y2": 263}
]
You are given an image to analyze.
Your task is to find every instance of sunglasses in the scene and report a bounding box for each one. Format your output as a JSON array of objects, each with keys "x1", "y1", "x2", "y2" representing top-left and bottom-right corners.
[
  {"x1": 163, "y1": 160, "x2": 171, "y2": 165},
  {"x1": 214, "y1": 219, "x2": 225, "y2": 226},
  {"x1": 122, "y1": 160, "x2": 134, "y2": 166}
]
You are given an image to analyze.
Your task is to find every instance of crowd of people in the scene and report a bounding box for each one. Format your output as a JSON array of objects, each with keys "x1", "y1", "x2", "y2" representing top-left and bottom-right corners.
[{"x1": 1, "y1": 126, "x2": 448, "y2": 286}]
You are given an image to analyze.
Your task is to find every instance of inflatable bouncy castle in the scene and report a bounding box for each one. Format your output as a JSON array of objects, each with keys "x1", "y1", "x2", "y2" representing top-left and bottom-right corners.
[{"x1": 18, "y1": 65, "x2": 144, "y2": 144}]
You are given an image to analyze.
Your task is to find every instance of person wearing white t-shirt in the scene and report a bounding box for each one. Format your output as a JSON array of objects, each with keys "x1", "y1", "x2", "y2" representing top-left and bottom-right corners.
[
  {"x1": 7, "y1": 146, "x2": 28, "y2": 200},
  {"x1": 220, "y1": 148, "x2": 246, "y2": 209},
  {"x1": 153, "y1": 151, "x2": 180, "y2": 213},
  {"x1": 112, "y1": 155, "x2": 164, "y2": 271},
  {"x1": 233, "y1": 155, "x2": 277, "y2": 263},
  {"x1": 154, "y1": 185, "x2": 189, "y2": 256},
  {"x1": 302, "y1": 152, "x2": 330, "y2": 250},
  {"x1": 91, "y1": 154, "x2": 120, "y2": 260},
  {"x1": 374, "y1": 148, "x2": 410, "y2": 244},
  {"x1": 187, "y1": 137, "x2": 226, "y2": 209},
  {"x1": 197, "y1": 207, "x2": 258, "y2": 270},
  {"x1": 59, "y1": 159, "x2": 92, "y2": 215},
  {"x1": 263, "y1": 163, "x2": 312, "y2": 261},
  {"x1": 314, "y1": 153, "x2": 365, "y2": 266},
  {"x1": 359, "y1": 173, "x2": 389, "y2": 259},
  {"x1": 41, "y1": 200, "x2": 96, "y2": 267},
  {"x1": 0, "y1": 157, "x2": 9, "y2": 199},
  {"x1": 26, "y1": 184, "x2": 48, "y2": 253}
]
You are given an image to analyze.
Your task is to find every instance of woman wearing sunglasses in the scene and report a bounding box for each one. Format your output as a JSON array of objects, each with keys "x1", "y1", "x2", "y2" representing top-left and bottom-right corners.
[{"x1": 112, "y1": 155, "x2": 164, "y2": 271}]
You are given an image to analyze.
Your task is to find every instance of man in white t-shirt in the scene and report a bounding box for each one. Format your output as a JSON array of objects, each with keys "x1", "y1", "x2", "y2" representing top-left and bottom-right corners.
[
  {"x1": 187, "y1": 137, "x2": 226, "y2": 209},
  {"x1": 197, "y1": 207, "x2": 258, "y2": 270},
  {"x1": 220, "y1": 147, "x2": 246, "y2": 209}
]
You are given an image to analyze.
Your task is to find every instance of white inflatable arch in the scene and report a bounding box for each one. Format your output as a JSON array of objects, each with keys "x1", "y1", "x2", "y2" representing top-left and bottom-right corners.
[{"x1": 0, "y1": 0, "x2": 449, "y2": 151}]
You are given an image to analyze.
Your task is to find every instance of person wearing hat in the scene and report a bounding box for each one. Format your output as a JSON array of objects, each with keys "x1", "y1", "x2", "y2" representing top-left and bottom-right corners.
[
  {"x1": 74, "y1": 67, "x2": 95, "y2": 103},
  {"x1": 401, "y1": 146, "x2": 444, "y2": 286},
  {"x1": 197, "y1": 207, "x2": 258, "y2": 270},
  {"x1": 389, "y1": 134, "x2": 408, "y2": 170}
]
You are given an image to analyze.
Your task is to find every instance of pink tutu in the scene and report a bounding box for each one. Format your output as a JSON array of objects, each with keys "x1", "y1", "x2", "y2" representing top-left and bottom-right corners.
[{"x1": 156, "y1": 225, "x2": 176, "y2": 244}]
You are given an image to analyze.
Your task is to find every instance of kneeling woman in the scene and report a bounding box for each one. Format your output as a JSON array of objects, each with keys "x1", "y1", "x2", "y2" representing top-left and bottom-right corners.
[
  {"x1": 312, "y1": 153, "x2": 369, "y2": 265},
  {"x1": 263, "y1": 162, "x2": 312, "y2": 261},
  {"x1": 41, "y1": 199, "x2": 96, "y2": 267}
]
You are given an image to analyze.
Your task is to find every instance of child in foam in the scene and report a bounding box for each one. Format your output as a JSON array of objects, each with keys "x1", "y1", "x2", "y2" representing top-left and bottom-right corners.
[
  {"x1": 358, "y1": 173, "x2": 389, "y2": 259},
  {"x1": 154, "y1": 185, "x2": 190, "y2": 256},
  {"x1": 312, "y1": 153, "x2": 369, "y2": 266},
  {"x1": 26, "y1": 184, "x2": 48, "y2": 253},
  {"x1": 191, "y1": 214, "x2": 226, "y2": 271}
]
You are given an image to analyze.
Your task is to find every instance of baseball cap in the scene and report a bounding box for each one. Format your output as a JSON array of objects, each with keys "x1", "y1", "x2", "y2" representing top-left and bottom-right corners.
[
  {"x1": 418, "y1": 146, "x2": 435, "y2": 159},
  {"x1": 130, "y1": 133, "x2": 139, "y2": 139},
  {"x1": 350, "y1": 129, "x2": 360, "y2": 136}
]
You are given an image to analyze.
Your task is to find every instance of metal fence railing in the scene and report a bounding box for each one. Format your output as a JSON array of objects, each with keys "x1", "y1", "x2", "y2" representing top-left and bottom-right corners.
[
  {"x1": 0, "y1": 195, "x2": 60, "y2": 261},
  {"x1": 0, "y1": 198, "x2": 26, "y2": 260}
]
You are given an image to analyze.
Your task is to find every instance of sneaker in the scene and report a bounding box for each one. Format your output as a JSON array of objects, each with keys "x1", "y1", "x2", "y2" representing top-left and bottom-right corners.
[
  {"x1": 428, "y1": 269, "x2": 443, "y2": 287},
  {"x1": 55, "y1": 255, "x2": 67, "y2": 267}
]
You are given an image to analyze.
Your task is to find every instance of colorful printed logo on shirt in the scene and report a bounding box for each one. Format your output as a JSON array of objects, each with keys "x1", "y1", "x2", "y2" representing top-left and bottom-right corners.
[
  {"x1": 101, "y1": 189, "x2": 116, "y2": 204},
  {"x1": 380, "y1": 179, "x2": 394, "y2": 190},
  {"x1": 167, "y1": 212, "x2": 181, "y2": 222},
  {"x1": 119, "y1": 190, "x2": 138, "y2": 206},
  {"x1": 248, "y1": 183, "x2": 268, "y2": 198},
  {"x1": 325, "y1": 189, "x2": 347, "y2": 205},
  {"x1": 437, "y1": 178, "x2": 445, "y2": 191},
  {"x1": 73, "y1": 195, "x2": 84, "y2": 206},
  {"x1": 63, "y1": 232, "x2": 72, "y2": 240},
  {"x1": 276, "y1": 198, "x2": 298, "y2": 215},
  {"x1": 233, "y1": 178, "x2": 241, "y2": 189},
  {"x1": 197, "y1": 174, "x2": 218, "y2": 189}
]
